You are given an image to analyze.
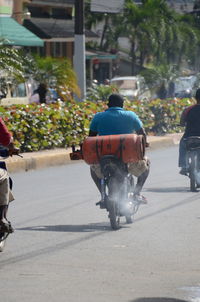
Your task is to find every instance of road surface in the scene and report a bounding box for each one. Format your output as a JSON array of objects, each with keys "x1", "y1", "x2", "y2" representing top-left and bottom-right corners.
[{"x1": 0, "y1": 145, "x2": 199, "y2": 302}]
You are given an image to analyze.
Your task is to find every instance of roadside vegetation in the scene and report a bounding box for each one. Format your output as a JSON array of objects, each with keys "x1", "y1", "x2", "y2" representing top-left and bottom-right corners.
[{"x1": 0, "y1": 96, "x2": 194, "y2": 152}]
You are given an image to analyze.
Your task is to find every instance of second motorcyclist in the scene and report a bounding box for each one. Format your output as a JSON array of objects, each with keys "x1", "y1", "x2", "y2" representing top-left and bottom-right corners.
[{"x1": 179, "y1": 88, "x2": 200, "y2": 175}]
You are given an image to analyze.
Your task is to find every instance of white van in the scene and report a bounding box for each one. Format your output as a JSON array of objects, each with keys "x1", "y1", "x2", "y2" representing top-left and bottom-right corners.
[
  {"x1": 0, "y1": 79, "x2": 35, "y2": 106},
  {"x1": 110, "y1": 76, "x2": 151, "y2": 101}
]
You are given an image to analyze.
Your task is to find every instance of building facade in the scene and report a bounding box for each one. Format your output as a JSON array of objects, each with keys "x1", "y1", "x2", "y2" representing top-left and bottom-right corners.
[
  {"x1": 166, "y1": 0, "x2": 195, "y2": 13},
  {"x1": 12, "y1": 0, "x2": 97, "y2": 64},
  {"x1": 133, "y1": 1, "x2": 195, "y2": 13}
]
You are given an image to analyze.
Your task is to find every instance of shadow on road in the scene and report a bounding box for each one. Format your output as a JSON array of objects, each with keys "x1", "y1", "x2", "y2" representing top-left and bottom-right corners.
[
  {"x1": 130, "y1": 298, "x2": 189, "y2": 302},
  {"x1": 146, "y1": 187, "x2": 192, "y2": 193},
  {"x1": 17, "y1": 192, "x2": 200, "y2": 232},
  {"x1": 17, "y1": 223, "x2": 117, "y2": 232},
  {"x1": 134, "y1": 192, "x2": 200, "y2": 223}
]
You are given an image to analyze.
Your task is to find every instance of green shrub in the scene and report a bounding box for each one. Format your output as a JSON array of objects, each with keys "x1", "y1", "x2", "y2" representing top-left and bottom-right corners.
[
  {"x1": 125, "y1": 97, "x2": 195, "y2": 135},
  {"x1": 0, "y1": 97, "x2": 195, "y2": 152}
]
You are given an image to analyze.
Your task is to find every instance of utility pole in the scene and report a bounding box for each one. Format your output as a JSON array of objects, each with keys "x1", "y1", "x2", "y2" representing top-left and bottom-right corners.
[{"x1": 74, "y1": 0, "x2": 86, "y2": 100}]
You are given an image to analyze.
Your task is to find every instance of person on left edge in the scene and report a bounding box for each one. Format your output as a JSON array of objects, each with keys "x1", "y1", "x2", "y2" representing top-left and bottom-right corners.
[
  {"x1": 0, "y1": 117, "x2": 18, "y2": 233},
  {"x1": 89, "y1": 93, "x2": 150, "y2": 206}
]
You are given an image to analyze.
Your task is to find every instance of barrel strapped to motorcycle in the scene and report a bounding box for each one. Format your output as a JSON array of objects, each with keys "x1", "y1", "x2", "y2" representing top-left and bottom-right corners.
[
  {"x1": 82, "y1": 134, "x2": 145, "y2": 165},
  {"x1": 95, "y1": 136, "x2": 125, "y2": 163}
]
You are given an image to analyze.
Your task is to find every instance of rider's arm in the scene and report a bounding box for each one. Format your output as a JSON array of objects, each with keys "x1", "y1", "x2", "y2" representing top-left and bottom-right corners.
[
  {"x1": 89, "y1": 113, "x2": 100, "y2": 137},
  {"x1": 0, "y1": 117, "x2": 12, "y2": 146},
  {"x1": 136, "y1": 127, "x2": 149, "y2": 147},
  {"x1": 180, "y1": 109, "x2": 187, "y2": 126},
  {"x1": 0, "y1": 118, "x2": 19, "y2": 155}
]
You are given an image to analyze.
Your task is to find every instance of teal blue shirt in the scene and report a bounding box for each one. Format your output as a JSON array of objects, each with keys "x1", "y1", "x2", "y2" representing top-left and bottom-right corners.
[{"x1": 89, "y1": 107, "x2": 143, "y2": 136}]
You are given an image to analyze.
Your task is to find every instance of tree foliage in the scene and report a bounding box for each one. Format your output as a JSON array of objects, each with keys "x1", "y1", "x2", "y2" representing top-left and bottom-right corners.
[
  {"x1": 0, "y1": 44, "x2": 27, "y2": 81},
  {"x1": 85, "y1": 0, "x2": 200, "y2": 80},
  {"x1": 0, "y1": 96, "x2": 194, "y2": 152}
]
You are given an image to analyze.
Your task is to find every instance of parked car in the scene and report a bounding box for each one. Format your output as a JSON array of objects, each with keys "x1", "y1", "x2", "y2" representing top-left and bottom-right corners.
[
  {"x1": 0, "y1": 78, "x2": 36, "y2": 106},
  {"x1": 110, "y1": 76, "x2": 151, "y2": 101}
]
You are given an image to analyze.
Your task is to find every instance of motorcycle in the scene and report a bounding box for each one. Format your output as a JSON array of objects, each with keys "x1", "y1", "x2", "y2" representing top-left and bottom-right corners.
[
  {"x1": 98, "y1": 155, "x2": 141, "y2": 230},
  {"x1": 0, "y1": 148, "x2": 21, "y2": 252},
  {"x1": 184, "y1": 136, "x2": 200, "y2": 192},
  {"x1": 70, "y1": 133, "x2": 145, "y2": 230}
]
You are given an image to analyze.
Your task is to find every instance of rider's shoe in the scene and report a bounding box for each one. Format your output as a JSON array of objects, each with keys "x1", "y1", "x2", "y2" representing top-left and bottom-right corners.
[
  {"x1": 96, "y1": 200, "x2": 106, "y2": 209},
  {"x1": 179, "y1": 167, "x2": 188, "y2": 176},
  {"x1": 96, "y1": 196, "x2": 109, "y2": 209},
  {"x1": 0, "y1": 219, "x2": 14, "y2": 233},
  {"x1": 133, "y1": 194, "x2": 148, "y2": 204}
]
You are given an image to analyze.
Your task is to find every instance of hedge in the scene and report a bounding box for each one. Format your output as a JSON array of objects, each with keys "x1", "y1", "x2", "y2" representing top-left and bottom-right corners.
[{"x1": 0, "y1": 97, "x2": 195, "y2": 152}]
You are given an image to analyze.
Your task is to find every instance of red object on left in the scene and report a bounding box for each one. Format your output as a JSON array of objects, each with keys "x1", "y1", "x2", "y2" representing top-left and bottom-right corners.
[{"x1": 0, "y1": 118, "x2": 12, "y2": 146}]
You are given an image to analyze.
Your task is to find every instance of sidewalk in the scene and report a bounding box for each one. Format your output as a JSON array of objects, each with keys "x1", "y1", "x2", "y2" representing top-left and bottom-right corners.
[{"x1": 5, "y1": 133, "x2": 183, "y2": 173}]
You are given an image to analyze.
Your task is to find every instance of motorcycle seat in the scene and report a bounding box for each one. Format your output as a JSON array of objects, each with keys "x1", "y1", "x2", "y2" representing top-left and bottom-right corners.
[{"x1": 184, "y1": 136, "x2": 200, "y2": 150}]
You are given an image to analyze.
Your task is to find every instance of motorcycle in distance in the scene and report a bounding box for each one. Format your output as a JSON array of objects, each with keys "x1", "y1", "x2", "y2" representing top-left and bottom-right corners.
[
  {"x1": 0, "y1": 148, "x2": 22, "y2": 252},
  {"x1": 185, "y1": 136, "x2": 200, "y2": 192}
]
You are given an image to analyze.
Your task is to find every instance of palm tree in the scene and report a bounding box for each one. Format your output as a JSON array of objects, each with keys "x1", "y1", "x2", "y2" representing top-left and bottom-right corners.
[
  {"x1": 31, "y1": 56, "x2": 80, "y2": 101},
  {"x1": 85, "y1": 0, "x2": 200, "y2": 80},
  {"x1": 123, "y1": 0, "x2": 181, "y2": 73}
]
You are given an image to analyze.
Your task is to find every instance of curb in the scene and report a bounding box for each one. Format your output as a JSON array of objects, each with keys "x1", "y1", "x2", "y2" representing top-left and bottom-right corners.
[
  {"x1": 146, "y1": 133, "x2": 182, "y2": 150},
  {"x1": 6, "y1": 149, "x2": 71, "y2": 173},
  {"x1": 5, "y1": 133, "x2": 183, "y2": 173}
]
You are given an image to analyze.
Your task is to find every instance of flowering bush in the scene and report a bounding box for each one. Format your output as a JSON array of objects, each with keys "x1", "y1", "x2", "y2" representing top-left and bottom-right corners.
[{"x1": 0, "y1": 97, "x2": 194, "y2": 152}]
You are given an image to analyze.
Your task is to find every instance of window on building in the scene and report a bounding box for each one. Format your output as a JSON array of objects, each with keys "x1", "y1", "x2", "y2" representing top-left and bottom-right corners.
[
  {"x1": 27, "y1": 6, "x2": 50, "y2": 18},
  {"x1": 55, "y1": 42, "x2": 61, "y2": 57},
  {"x1": 62, "y1": 43, "x2": 67, "y2": 57},
  {"x1": 51, "y1": 8, "x2": 72, "y2": 19}
]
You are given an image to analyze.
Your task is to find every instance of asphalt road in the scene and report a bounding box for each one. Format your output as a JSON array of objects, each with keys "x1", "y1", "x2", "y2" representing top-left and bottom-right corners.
[{"x1": 0, "y1": 145, "x2": 200, "y2": 302}]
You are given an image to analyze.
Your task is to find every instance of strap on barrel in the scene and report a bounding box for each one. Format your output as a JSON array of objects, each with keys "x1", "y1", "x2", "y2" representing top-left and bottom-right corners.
[
  {"x1": 95, "y1": 138, "x2": 103, "y2": 162},
  {"x1": 114, "y1": 136, "x2": 125, "y2": 160}
]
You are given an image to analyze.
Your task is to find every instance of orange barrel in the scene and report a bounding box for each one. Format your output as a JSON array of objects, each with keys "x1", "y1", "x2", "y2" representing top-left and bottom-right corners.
[{"x1": 82, "y1": 134, "x2": 145, "y2": 165}]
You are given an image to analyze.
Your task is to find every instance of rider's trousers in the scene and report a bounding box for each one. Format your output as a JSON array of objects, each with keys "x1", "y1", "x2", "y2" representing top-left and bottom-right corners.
[
  {"x1": 0, "y1": 168, "x2": 13, "y2": 206},
  {"x1": 178, "y1": 136, "x2": 187, "y2": 168},
  {"x1": 90, "y1": 158, "x2": 150, "y2": 195}
]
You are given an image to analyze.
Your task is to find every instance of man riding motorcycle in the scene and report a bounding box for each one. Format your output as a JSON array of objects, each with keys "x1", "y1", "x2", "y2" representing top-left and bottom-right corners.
[
  {"x1": 0, "y1": 117, "x2": 18, "y2": 233},
  {"x1": 179, "y1": 88, "x2": 200, "y2": 175},
  {"x1": 89, "y1": 93, "x2": 150, "y2": 206}
]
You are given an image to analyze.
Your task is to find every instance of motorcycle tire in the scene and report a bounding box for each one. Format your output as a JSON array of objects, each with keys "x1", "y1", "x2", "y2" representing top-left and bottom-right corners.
[
  {"x1": 108, "y1": 199, "x2": 120, "y2": 230},
  {"x1": 107, "y1": 178, "x2": 120, "y2": 230},
  {"x1": 0, "y1": 233, "x2": 6, "y2": 252}
]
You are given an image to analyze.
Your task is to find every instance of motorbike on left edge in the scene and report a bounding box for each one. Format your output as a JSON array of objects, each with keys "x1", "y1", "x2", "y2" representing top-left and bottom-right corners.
[{"x1": 0, "y1": 148, "x2": 22, "y2": 252}]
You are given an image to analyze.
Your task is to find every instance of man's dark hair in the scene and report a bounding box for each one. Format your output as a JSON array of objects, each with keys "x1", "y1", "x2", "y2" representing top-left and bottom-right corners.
[
  {"x1": 195, "y1": 88, "x2": 200, "y2": 102},
  {"x1": 108, "y1": 94, "x2": 124, "y2": 108}
]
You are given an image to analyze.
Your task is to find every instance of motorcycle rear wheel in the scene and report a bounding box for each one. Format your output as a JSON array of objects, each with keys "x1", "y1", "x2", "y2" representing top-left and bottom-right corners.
[{"x1": 108, "y1": 199, "x2": 120, "y2": 230}]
